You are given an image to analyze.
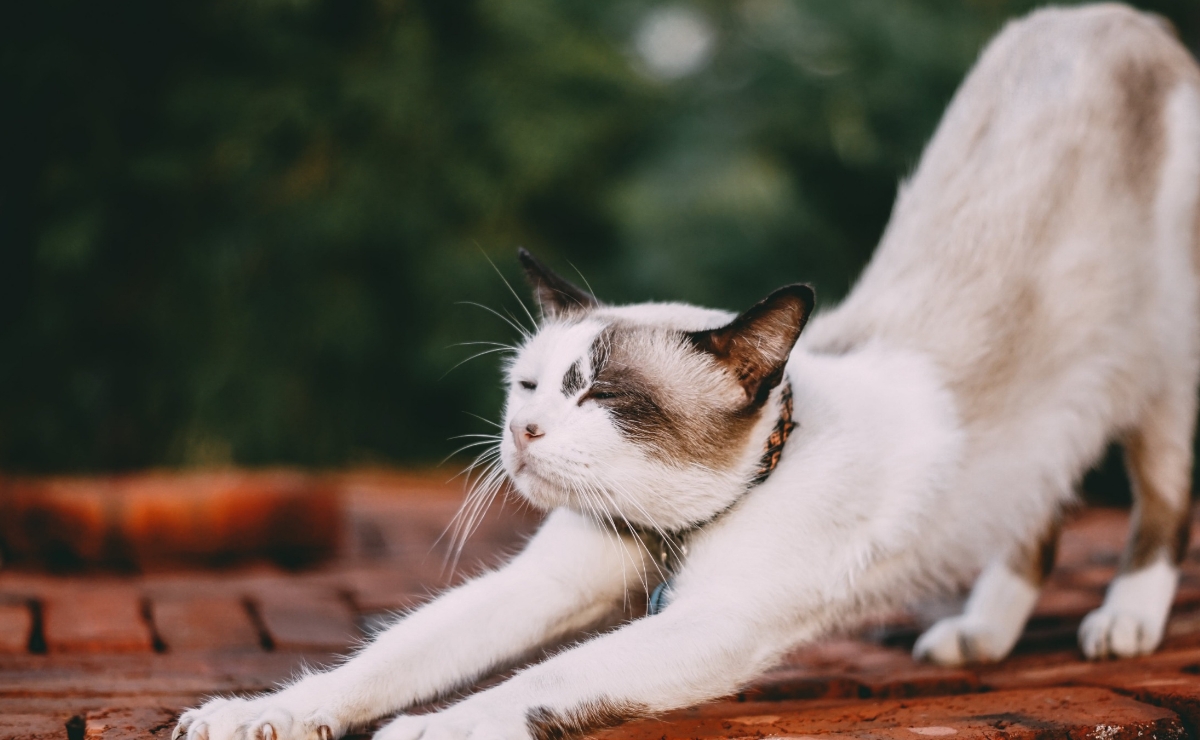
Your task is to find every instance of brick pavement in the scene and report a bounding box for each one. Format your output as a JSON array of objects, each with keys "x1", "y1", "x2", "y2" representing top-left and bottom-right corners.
[{"x1": 1, "y1": 471, "x2": 1199, "y2": 740}]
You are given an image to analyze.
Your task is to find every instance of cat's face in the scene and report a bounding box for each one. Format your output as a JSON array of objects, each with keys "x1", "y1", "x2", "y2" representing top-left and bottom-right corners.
[{"x1": 496, "y1": 250, "x2": 814, "y2": 531}]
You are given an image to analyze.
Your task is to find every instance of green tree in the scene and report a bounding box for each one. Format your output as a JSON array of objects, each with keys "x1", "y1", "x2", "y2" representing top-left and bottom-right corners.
[{"x1": 1, "y1": 0, "x2": 1196, "y2": 471}]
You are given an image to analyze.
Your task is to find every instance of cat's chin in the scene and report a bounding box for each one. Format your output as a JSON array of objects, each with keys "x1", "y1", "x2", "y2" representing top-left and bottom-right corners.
[{"x1": 507, "y1": 464, "x2": 569, "y2": 511}]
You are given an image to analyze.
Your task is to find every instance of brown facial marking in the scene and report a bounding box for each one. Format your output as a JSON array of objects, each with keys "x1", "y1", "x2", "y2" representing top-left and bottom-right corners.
[
  {"x1": 589, "y1": 330, "x2": 610, "y2": 375},
  {"x1": 586, "y1": 363, "x2": 674, "y2": 444},
  {"x1": 526, "y1": 700, "x2": 648, "y2": 740},
  {"x1": 1008, "y1": 515, "x2": 1061, "y2": 586},
  {"x1": 562, "y1": 359, "x2": 585, "y2": 396},
  {"x1": 582, "y1": 325, "x2": 762, "y2": 469}
]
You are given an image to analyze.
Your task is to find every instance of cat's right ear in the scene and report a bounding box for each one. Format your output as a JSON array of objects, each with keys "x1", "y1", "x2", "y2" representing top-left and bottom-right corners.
[
  {"x1": 518, "y1": 248, "x2": 599, "y2": 320},
  {"x1": 688, "y1": 284, "x2": 815, "y2": 408}
]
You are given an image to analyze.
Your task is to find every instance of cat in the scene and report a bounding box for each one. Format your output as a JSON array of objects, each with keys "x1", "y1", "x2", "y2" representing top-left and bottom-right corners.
[{"x1": 174, "y1": 5, "x2": 1200, "y2": 740}]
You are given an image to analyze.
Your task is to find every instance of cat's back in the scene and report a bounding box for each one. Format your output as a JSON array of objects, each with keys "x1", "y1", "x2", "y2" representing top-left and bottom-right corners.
[{"x1": 805, "y1": 3, "x2": 1200, "y2": 428}]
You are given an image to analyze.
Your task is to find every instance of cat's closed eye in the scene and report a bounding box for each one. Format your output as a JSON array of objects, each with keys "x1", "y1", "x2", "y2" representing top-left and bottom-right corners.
[
  {"x1": 519, "y1": 380, "x2": 537, "y2": 391},
  {"x1": 583, "y1": 388, "x2": 619, "y2": 401}
]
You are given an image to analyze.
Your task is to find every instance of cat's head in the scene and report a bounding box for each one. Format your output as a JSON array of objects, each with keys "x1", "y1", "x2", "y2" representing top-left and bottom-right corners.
[{"x1": 498, "y1": 249, "x2": 814, "y2": 531}]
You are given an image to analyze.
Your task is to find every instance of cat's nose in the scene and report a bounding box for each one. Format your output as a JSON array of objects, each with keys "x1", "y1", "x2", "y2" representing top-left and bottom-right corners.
[{"x1": 510, "y1": 420, "x2": 545, "y2": 451}]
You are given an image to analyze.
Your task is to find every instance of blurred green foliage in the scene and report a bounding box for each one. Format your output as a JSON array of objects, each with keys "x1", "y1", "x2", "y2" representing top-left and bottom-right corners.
[{"x1": 2, "y1": 0, "x2": 1197, "y2": 472}]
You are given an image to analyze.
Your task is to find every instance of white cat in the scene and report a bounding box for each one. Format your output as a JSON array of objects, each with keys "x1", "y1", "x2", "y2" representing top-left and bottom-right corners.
[{"x1": 175, "y1": 5, "x2": 1200, "y2": 740}]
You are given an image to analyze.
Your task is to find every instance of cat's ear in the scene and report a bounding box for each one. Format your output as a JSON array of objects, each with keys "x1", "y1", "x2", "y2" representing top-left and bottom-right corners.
[
  {"x1": 688, "y1": 284, "x2": 815, "y2": 407},
  {"x1": 518, "y1": 248, "x2": 599, "y2": 319}
]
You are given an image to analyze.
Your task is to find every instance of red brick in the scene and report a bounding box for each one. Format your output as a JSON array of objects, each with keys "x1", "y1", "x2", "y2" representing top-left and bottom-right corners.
[
  {"x1": 1031, "y1": 586, "x2": 1104, "y2": 621},
  {"x1": 0, "y1": 601, "x2": 32, "y2": 653},
  {"x1": 151, "y1": 596, "x2": 262, "y2": 653},
  {"x1": 1057, "y1": 509, "x2": 1129, "y2": 568},
  {"x1": 980, "y1": 646, "x2": 1200, "y2": 692},
  {"x1": 0, "y1": 477, "x2": 112, "y2": 566},
  {"x1": 744, "y1": 640, "x2": 978, "y2": 701},
  {"x1": 0, "y1": 713, "x2": 64, "y2": 740},
  {"x1": 599, "y1": 688, "x2": 1184, "y2": 740},
  {"x1": 322, "y1": 566, "x2": 434, "y2": 613},
  {"x1": 1174, "y1": 577, "x2": 1200, "y2": 611},
  {"x1": 42, "y1": 586, "x2": 154, "y2": 653},
  {"x1": 0, "y1": 471, "x2": 340, "y2": 569},
  {"x1": 1101, "y1": 673, "x2": 1200, "y2": 735},
  {"x1": 1052, "y1": 565, "x2": 1119, "y2": 590},
  {"x1": 119, "y1": 470, "x2": 340, "y2": 568},
  {"x1": 0, "y1": 695, "x2": 194, "y2": 719},
  {"x1": 1007, "y1": 649, "x2": 1200, "y2": 732},
  {"x1": 254, "y1": 587, "x2": 358, "y2": 651},
  {"x1": 1165, "y1": 608, "x2": 1200, "y2": 647},
  {"x1": 0, "y1": 653, "x2": 336, "y2": 696},
  {"x1": 85, "y1": 704, "x2": 178, "y2": 739}
]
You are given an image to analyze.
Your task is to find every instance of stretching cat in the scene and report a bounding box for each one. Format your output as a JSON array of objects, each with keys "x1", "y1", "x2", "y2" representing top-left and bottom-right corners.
[{"x1": 175, "y1": 5, "x2": 1200, "y2": 740}]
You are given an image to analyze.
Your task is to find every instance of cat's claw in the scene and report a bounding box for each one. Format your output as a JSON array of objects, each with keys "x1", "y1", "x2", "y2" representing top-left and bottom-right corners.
[{"x1": 173, "y1": 697, "x2": 340, "y2": 740}]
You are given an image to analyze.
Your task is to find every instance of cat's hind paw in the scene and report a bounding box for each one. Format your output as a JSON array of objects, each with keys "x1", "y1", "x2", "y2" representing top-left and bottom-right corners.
[
  {"x1": 912, "y1": 616, "x2": 1017, "y2": 666},
  {"x1": 1078, "y1": 606, "x2": 1164, "y2": 659},
  {"x1": 1079, "y1": 562, "x2": 1176, "y2": 660}
]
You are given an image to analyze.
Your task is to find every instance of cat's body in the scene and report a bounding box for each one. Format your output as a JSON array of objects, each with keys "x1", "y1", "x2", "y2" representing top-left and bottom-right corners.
[{"x1": 176, "y1": 6, "x2": 1200, "y2": 740}]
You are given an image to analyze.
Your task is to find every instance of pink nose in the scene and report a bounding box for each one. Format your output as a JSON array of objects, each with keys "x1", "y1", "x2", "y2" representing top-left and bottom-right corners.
[{"x1": 510, "y1": 421, "x2": 545, "y2": 451}]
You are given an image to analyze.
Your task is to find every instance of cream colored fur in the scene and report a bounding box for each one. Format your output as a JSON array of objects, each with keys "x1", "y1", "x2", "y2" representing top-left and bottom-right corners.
[{"x1": 175, "y1": 6, "x2": 1200, "y2": 740}]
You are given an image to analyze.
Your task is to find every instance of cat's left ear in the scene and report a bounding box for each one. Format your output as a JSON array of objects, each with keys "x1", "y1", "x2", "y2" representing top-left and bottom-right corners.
[
  {"x1": 518, "y1": 248, "x2": 600, "y2": 319},
  {"x1": 688, "y1": 284, "x2": 815, "y2": 407}
]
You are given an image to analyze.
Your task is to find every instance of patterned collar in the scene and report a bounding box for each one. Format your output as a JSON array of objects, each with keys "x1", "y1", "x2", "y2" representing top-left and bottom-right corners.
[{"x1": 750, "y1": 379, "x2": 797, "y2": 485}]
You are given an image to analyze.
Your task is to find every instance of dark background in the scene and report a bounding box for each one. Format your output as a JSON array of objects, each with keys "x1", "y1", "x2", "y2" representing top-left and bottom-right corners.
[{"x1": 2, "y1": 0, "x2": 1198, "y2": 477}]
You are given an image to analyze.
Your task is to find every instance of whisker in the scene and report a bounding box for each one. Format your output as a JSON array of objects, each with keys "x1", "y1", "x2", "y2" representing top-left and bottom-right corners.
[
  {"x1": 592, "y1": 480, "x2": 659, "y2": 595},
  {"x1": 566, "y1": 259, "x2": 598, "y2": 302},
  {"x1": 575, "y1": 480, "x2": 633, "y2": 601},
  {"x1": 462, "y1": 411, "x2": 502, "y2": 429},
  {"x1": 437, "y1": 447, "x2": 501, "y2": 544},
  {"x1": 440, "y1": 346, "x2": 516, "y2": 380},
  {"x1": 455, "y1": 301, "x2": 532, "y2": 340},
  {"x1": 444, "y1": 459, "x2": 508, "y2": 574},
  {"x1": 584, "y1": 481, "x2": 644, "y2": 602},
  {"x1": 603, "y1": 474, "x2": 681, "y2": 582},
  {"x1": 439, "y1": 439, "x2": 503, "y2": 467},
  {"x1": 480, "y1": 245, "x2": 539, "y2": 332},
  {"x1": 447, "y1": 340, "x2": 518, "y2": 350}
]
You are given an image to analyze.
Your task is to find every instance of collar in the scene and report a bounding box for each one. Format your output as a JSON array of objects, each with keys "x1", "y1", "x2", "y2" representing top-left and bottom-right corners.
[
  {"x1": 750, "y1": 378, "x2": 797, "y2": 485},
  {"x1": 640, "y1": 378, "x2": 796, "y2": 613}
]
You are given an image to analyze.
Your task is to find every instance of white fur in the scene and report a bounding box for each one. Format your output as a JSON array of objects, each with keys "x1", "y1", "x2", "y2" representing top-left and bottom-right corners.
[
  {"x1": 1080, "y1": 558, "x2": 1180, "y2": 659},
  {"x1": 176, "y1": 6, "x2": 1200, "y2": 740},
  {"x1": 913, "y1": 560, "x2": 1041, "y2": 666}
]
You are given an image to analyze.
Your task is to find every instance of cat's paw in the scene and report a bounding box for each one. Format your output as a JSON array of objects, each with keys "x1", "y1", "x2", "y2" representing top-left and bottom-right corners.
[
  {"x1": 912, "y1": 616, "x2": 1017, "y2": 666},
  {"x1": 174, "y1": 696, "x2": 341, "y2": 740},
  {"x1": 374, "y1": 700, "x2": 529, "y2": 740},
  {"x1": 1078, "y1": 606, "x2": 1164, "y2": 659}
]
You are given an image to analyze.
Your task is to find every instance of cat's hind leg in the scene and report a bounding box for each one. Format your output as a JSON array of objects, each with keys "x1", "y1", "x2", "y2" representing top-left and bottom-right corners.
[
  {"x1": 1079, "y1": 391, "x2": 1194, "y2": 659},
  {"x1": 914, "y1": 517, "x2": 1059, "y2": 666}
]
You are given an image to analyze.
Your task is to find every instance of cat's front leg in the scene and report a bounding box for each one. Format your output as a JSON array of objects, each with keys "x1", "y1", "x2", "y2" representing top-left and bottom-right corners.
[
  {"x1": 175, "y1": 509, "x2": 649, "y2": 740},
  {"x1": 373, "y1": 592, "x2": 798, "y2": 740}
]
